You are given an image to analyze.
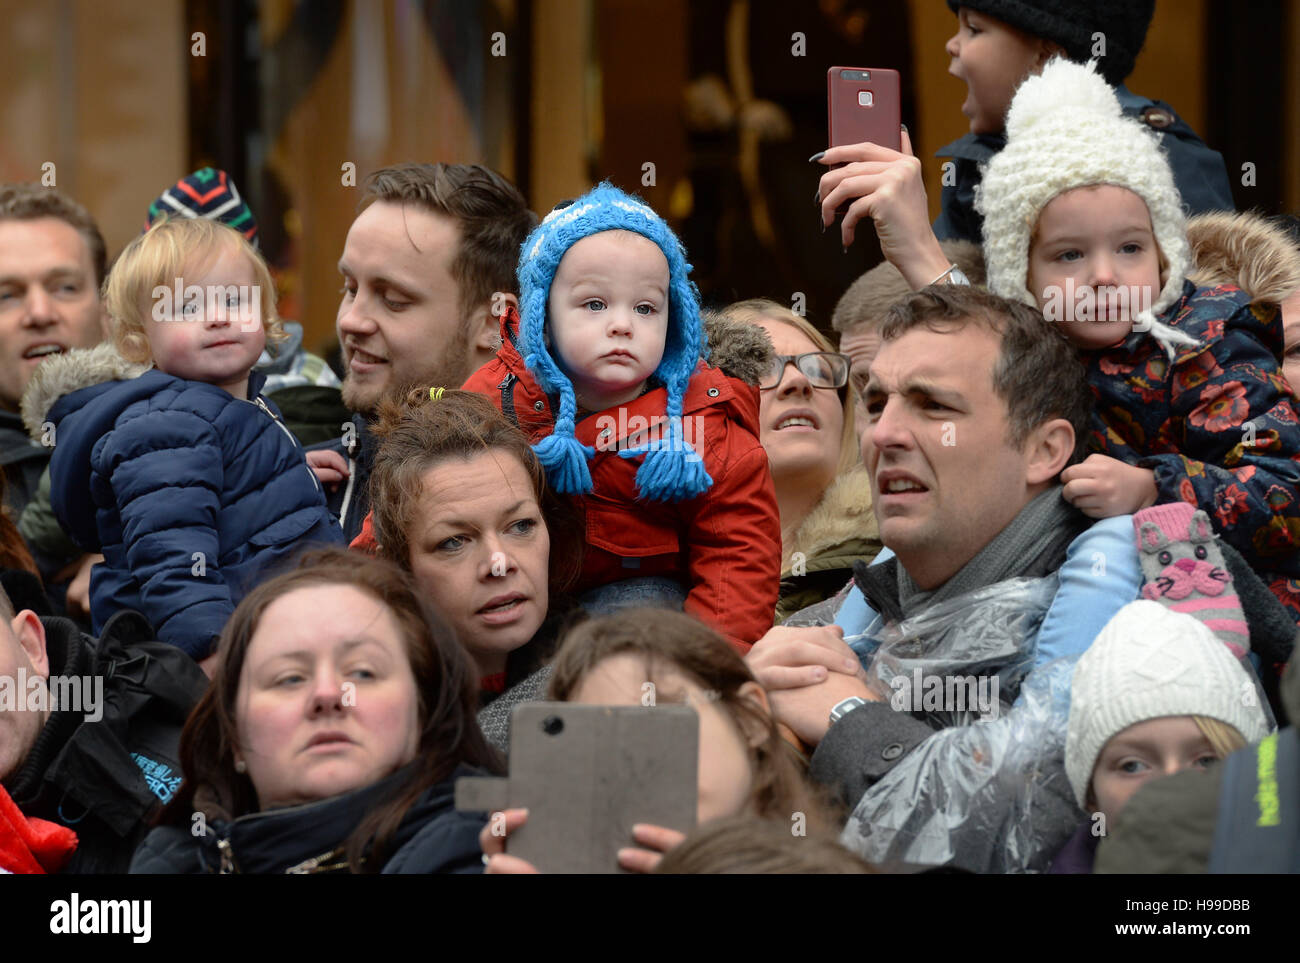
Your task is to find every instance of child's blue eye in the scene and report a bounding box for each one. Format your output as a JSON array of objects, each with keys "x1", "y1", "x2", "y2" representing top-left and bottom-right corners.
[
  {"x1": 1119, "y1": 243, "x2": 1142, "y2": 255},
  {"x1": 1057, "y1": 250, "x2": 1082, "y2": 263},
  {"x1": 584, "y1": 299, "x2": 606, "y2": 312},
  {"x1": 635, "y1": 304, "x2": 656, "y2": 316}
]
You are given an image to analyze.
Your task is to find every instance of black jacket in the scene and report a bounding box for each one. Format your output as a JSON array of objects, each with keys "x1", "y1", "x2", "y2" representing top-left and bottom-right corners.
[
  {"x1": 0, "y1": 407, "x2": 50, "y2": 519},
  {"x1": 932, "y1": 85, "x2": 1235, "y2": 245},
  {"x1": 129, "y1": 763, "x2": 488, "y2": 874},
  {"x1": 308, "y1": 412, "x2": 375, "y2": 544},
  {"x1": 2, "y1": 610, "x2": 207, "y2": 874}
]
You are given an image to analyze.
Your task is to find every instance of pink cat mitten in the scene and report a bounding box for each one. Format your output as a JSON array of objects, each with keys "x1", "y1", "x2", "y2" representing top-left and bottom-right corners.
[{"x1": 1134, "y1": 502, "x2": 1249, "y2": 657}]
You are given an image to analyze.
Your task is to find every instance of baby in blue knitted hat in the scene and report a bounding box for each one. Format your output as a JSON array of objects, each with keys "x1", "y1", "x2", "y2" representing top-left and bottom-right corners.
[{"x1": 463, "y1": 183, "x2": 781, "y2": 650}]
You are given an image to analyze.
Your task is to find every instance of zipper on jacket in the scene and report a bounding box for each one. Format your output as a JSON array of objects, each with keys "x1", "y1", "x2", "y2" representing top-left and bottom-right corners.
[
  {"x1": 498, "y1": 372, "x2": 519, "y2": 427},
  {"x1": 250, "y1": 395, "x2": 322, "y2": 494},
  {"x1": 217, "y1": 836, "x2": 237, "y2": 874},
  {"x1": 338, "y1": 454, "x2": 357, "y2": 529},
  {"x1": 285, "y1": 847, "x2": 353, "y2": 874}
]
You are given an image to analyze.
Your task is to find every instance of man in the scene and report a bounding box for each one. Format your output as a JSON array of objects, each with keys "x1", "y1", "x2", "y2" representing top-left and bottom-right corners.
[
  {"x1": 832, "y1": 239, "x2": 985, "y2": 396},
  {"x1": 748, "y1": 285, "x2": 1146, "y2": 871},
  {"x1": 0, "y1": 577, "x2": 205, "y2": 872},
  {"x1": 310, "y1": 162, "x2": 537, "y2": 541},
  {"x1": 0, "y1": 185, "x2": 108, "y2": 517}
]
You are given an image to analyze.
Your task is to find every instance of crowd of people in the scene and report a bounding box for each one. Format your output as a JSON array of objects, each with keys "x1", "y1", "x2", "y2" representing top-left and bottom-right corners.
[{"x1": 2, "y1": 0, "x2": 1299, "y2": 875}]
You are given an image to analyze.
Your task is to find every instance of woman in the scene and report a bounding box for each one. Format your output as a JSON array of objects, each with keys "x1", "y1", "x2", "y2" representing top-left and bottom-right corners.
[
  {"x1": 129, "y1": 548, "x2": 498, "y2": 874},
  {"x1": 367, "y1": 389, "x2": 584, "y2": 748},
  {"x1": 713, "y1": 299, "x2": 880, "y2": 622},
  {"x1": 481, "y1": 608, "x2": 840, "y2": 873}
]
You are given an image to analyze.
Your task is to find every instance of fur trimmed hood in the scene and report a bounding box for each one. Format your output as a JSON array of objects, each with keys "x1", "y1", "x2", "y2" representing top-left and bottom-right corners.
[
  {"x1": 702, "y1": 312, "x2": 772, "y2": 387},
  {"x1": 20, "y1": 342, "x2": 152, "y2": 441},
  {"x1": 1187, "y1": 210, "x2": 1300, "y2": 306},
  {"x1": 783, "y1": 463, "x2": 878, "y2": 572}
]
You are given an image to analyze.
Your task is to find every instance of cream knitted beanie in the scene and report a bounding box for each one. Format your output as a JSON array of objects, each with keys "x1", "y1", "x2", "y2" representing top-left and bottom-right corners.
[
  {"x1": 976, "y1": 58, "x2": 1198, "y2": 359},
  {"x1": 1064, "y1": 600, "x2": 1270, "y2": 809}
]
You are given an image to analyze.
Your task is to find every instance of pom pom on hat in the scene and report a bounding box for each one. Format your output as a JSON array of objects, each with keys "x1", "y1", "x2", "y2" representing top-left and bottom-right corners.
[
  {"x1": 977, "y1": 59, "x2": 1198, "y2": 360},
  {"x1": 1004, "y1": 54, "x2": 1121, "y2": 140},
  {"x1": 1064, "y1": 600, "x2": 1270, "y2": 810},
  {"x1": 517, "y1": 183, "x2": 711, "y2": 500}
]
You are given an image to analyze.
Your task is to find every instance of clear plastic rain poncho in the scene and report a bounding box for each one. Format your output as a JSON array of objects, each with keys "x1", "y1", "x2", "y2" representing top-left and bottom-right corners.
[{"x1": 833, "y1": 575, "x2": 1083, "y2": 873}]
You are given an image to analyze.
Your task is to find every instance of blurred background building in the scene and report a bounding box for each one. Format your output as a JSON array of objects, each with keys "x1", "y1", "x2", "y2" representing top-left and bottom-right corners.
[{"x1": 2, "y1": 0, "x2": 1297, "y2": 359}]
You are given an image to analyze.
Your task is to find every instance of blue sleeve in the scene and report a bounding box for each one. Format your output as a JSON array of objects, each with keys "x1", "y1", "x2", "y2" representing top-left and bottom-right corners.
[
  {"x1": 103, "y1": 409, "x2": 234, "y2": 657},
  {"x1": 835, "y1": 546, "x2": 892, "y2": 657},
  {"x1": 1033, "y1": 516, "x2": 1143, "y2": 667}
]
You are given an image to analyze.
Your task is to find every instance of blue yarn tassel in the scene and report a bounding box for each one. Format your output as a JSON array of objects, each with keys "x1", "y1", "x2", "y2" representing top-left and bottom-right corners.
[
  {"x1": 534, "y1": 430, "x2": 595, "y2": 495},
  {"x1": 618, "y1": 416, "x2": 712, "y2": 502}
]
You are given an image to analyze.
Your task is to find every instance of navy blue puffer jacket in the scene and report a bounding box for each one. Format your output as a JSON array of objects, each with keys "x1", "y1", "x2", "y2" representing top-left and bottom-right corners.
[{"x1": 23, "y1": 343, "x2": 344, "y2": 658}]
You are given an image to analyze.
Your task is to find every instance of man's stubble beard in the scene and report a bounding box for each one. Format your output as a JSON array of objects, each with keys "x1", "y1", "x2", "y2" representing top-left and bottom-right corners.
[{"x1": 341, "y1": 316, "x2": 475, "y2": 418}]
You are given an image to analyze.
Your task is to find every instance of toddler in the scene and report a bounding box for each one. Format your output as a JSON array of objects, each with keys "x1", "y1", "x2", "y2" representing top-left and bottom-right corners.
[
  {"x1": 462, "y1": 183, "x2": 780, "y2": 650},
  {"x1": 1055, "y1": 599, "x2": 1269, "y2": 872},
  {"x1": 24, "y1": 218, "x2": 342, "y2": 660},
  {"x1": 977, "y1": 58, "x2": 1300, "y2": 620}
]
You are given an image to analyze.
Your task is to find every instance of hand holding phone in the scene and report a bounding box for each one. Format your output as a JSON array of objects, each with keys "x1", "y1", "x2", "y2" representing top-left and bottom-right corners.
[
  {"x1": 816, "y1": 67, "x2": 949, "y2": 286},
  {"x1": 458, "y1": 703, "x2": 698, "y2": 874}
]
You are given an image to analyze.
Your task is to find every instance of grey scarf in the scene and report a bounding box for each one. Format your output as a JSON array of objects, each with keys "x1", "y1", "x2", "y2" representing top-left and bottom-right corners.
[{"x1": 895, "y1": 485, "x2": 1086, "y2": 618}]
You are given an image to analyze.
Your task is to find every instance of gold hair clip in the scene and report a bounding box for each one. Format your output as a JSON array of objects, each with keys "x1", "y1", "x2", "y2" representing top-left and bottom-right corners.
[{"x1": 429, "y1": 386, "x2": 446, "y2": 401}]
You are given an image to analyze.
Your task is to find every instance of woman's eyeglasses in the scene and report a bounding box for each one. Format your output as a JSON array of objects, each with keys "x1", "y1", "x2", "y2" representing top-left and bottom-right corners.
[{"x1": 759, "y1": 352, "x2": 852, "y2": 391}]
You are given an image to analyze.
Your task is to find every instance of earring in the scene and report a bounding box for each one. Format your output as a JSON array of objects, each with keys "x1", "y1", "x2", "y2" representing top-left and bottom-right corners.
[{"x1": 234, "y1": 759, "x2": 247, "y2": 774}]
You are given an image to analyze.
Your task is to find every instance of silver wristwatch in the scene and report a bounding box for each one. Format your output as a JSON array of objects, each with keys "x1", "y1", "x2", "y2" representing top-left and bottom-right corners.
[
  {"x1": 829, "y1": 696, "x2": 869, "y2": 726},
  {"x1": 945, "y1": 265, "x2": 972, "y2": 286}
]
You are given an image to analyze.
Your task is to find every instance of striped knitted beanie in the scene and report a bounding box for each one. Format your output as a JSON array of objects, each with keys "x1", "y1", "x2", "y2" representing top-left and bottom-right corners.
[
  {"x1": 145, "y1": 168, "x2": 258, "y2": 247},
  {"x1": 517, "y1": 183, "x2": 711, "y2": 501},
  {"x1": 976, "y1": 58, "x2": 1198, "y2": 360}
]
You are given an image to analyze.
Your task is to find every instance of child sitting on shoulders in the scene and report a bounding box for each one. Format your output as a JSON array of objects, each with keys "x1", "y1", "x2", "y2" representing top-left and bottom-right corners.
[
  {"x1": 977, "y1": 58, "x2": 1300, "y2": 621},
  {"x1": 23, "y1": 218, "x2": 343, "y2": 663},
  {"x1": 462, "y1": 183, "x2": 781, "y2": 651}
]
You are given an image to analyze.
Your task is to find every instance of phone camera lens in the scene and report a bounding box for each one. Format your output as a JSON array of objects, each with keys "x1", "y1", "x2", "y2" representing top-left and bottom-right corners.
[{"x1": 542, "y1": 715, "x2": 564, "y2": 735}]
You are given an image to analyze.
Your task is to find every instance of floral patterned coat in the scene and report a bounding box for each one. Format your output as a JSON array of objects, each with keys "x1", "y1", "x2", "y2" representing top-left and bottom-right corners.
[{"x1": 1082, "y1": 279, "x2": 1300, "y2": 620}]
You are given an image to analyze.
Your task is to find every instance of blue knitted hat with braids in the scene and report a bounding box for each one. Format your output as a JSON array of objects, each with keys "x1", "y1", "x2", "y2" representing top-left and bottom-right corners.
[{"x1": 518, "y1": 182, "x2": 712, "y2": 502}]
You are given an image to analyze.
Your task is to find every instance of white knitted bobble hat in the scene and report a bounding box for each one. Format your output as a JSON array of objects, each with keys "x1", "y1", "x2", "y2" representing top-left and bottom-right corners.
[
  {"x1": 975, "y1": 58, "x2": 1198, "y2": 359},
  {"x1": 1064, "y1": 600, "x2": 1270, "y2": 809}
]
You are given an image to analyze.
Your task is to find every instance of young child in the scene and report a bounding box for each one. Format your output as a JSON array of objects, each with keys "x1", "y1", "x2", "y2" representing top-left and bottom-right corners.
[
  {"x1": 934, "y1": 0, "x2": 1232, "y2": 243},
  {"x1": 1054, "y1": 599, "x2": 1270, "y2": 873},
  {"x1": 23, "y1": 218, "x2": 343, "y2": 660},
  {"x1": 976, "y1": 58, "x2": 1300, "y2": 620},
  {"x1": 461, "y1": 183, "x2": 781, "y2": 651}
]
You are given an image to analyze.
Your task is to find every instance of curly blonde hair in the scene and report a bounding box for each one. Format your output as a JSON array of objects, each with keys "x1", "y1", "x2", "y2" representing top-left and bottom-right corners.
[{"x1": 104, "y1": 217, "x2": 285, "y2": 365}]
